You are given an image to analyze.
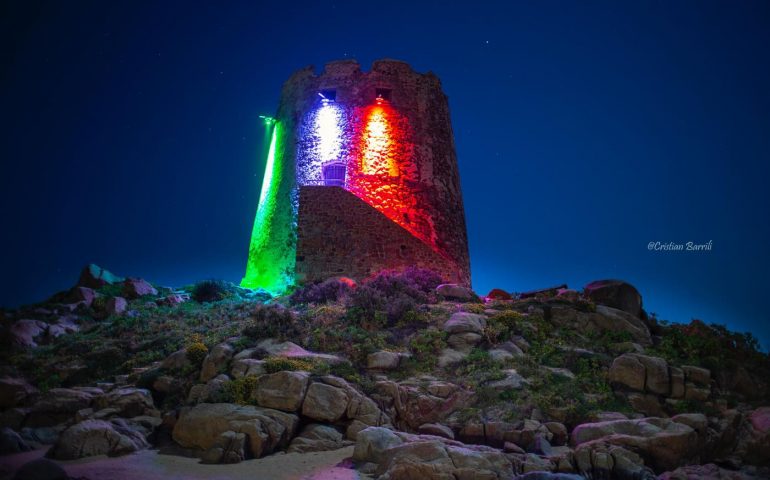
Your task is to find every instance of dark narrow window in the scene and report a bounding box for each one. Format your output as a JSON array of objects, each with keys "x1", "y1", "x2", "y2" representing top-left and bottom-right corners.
[{"x1": 322, "y1": 162, "x2": 346, "y2": 187}]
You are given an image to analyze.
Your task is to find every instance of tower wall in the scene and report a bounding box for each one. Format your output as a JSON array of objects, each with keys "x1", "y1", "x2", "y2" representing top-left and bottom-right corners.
[{"x1": 243, "y1": 59, "x2": 471, "y2": 291}]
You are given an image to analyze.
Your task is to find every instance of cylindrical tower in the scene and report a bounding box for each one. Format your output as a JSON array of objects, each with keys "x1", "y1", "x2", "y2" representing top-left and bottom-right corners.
[{"x1": 242, "y1": 59, "x2": 470, "y2": 292}]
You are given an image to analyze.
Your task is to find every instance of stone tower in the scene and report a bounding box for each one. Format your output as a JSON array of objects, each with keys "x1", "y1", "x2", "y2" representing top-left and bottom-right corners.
[{"x1": 242, "y1": 59, "x2": 471, "y2": 293}]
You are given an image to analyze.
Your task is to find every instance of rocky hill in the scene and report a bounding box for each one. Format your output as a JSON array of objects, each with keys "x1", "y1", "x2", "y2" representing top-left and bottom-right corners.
[{"x1": 1, "y1": 265, "x2": 769, "y2": 479}]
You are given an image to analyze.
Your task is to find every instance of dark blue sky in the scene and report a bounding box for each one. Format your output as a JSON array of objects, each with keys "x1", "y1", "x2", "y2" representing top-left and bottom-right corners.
[{"x1": 2, "y1": 1, "x2": 769, "y2": 347}]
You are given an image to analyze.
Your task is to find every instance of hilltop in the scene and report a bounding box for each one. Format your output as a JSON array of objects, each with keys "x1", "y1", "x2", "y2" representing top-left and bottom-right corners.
[{"x1": 0, "y1": 265, "x2": 769, "y2": 479}]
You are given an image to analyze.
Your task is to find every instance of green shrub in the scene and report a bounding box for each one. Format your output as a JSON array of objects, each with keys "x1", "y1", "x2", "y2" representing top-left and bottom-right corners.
[
  {"x1": 263, "y1": 356, "x2": 315, "y2": 373},
  {"x1": 222, "y1": 375, "x2": 259, "y2": 405},
  {"x1": 185, "y1": 334, "x2": 208, "y2": 366},
  {"x1": 191, "y1": 279, "x2": 233, "y2": 303}
]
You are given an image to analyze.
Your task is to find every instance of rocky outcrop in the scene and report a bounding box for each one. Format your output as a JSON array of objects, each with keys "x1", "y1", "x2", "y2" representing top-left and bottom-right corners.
[
  {"x1": 571, "y1": 417, "x2": 698, "y2": 472},
  {"x1": 354, "y1": 426, "x2": 514, "y2": 479},
  {"x1": 78, "y1": 264, "x2": 124, "y2": 289},
  {"x1": 609, "y1": 354, "x2": 712, "y2": 414},
  {"x1": 172, "y1": 403, "x2": 299, "y2": 461},
  {"x1": 373, "y1": 378, "x2": 473, "y2": 431},
  {"x1": 48, "y1": 418, "x2": 148, "y2": 459},
  {"x1": 573, "y1": 442, "x2": 655, "y2": 479}
]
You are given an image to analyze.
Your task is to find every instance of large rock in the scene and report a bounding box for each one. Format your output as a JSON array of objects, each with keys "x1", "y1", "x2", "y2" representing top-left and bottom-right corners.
[
  {"x1": 442, "y1": 312, "x2": 486, "y2": 335},
  {"x1": 0, "y1": 377, "x2": 37, "y2": 408},
  {"x1": 252, "y1": 370, "x2": 310, "y2": 412},
  {"x1": 609, "y1": 353, "x2": 670, "y2": 395},
  {"x1": 200, "y1": 342, "x2": 234, "y2": 382},
  {"x1": 583, "y1": 279, "x2": 643, "y2": 318},
  {"x1": 122, "y1": 277, "x2": 158, "y2": 298},
  {"x1": 29, "y1": 387, "x2": 103, "y2": 427},
  {"x1": 355, "y1": 427, "x2": 514, "y2": 479},
  {"x1": 302, "y1": 382, "x2": 349, "y2": 422},
  {"x1": 287, "y1": 424, "x2": 344, "y2": 453},
  {"x1": 571, "y1": 417, "x2": 698, "y2": 472},
  {"x1": 78, "y1": 264, "x2": 124, "y2": 289},
  {"x1": 48, "y1": 419, "x2": 148, "y2": 459},
  {"x1": 609, "y1": 354, "x2": 646, "y2": 391},
  {"x1": 172, "y1": 403, "x2": 298, "y2": 460}
]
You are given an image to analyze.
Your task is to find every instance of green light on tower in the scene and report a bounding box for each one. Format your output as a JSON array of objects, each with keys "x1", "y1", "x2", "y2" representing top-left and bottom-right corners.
[{"x1": 241, "y1": 120, "x2": 292, "y2": 293}]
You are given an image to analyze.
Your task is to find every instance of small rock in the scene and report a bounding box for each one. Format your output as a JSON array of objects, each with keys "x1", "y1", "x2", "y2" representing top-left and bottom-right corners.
[
  {"x1": 438, "y1": 348, "x2": 467, "y2": 367},
  {"x1": 520, "y1": 284, "x2": 567, "y2": 299},
  {"x1": 123, "y1": 278, "x2": 158, "y2": 299},
  {"x1": 443, "y1": 312, "x2": 486, "y2": 335},
  {"x1": 435, "y1": 284, "x2": 475, "y2": 301},
  {"x1": 488, "y1": 349, "x2": 513, "y2": 362},
  {"x1": 367, "y1": 351, "x2": 401, "y2": 370},
  {"x1": 105, "y1": 297, "x2": 128, "y2": 315}
]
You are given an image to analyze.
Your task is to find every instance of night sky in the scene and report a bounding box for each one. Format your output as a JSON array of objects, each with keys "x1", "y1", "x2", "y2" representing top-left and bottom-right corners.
[{"x1": 2, "y1": 1, "x2": 769, "y2": 348}]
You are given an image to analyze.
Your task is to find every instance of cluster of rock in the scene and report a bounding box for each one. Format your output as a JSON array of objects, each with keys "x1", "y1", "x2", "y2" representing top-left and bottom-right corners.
[
  {"x1": 172, "y1": 370, "x2": 390, "y2": 463},
  {"x1": 610, "y1": 353, "x2": 712, "y2": 416},
  {"x1": 0, "y1": 377, "x2": 159, "y2": 460}
]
